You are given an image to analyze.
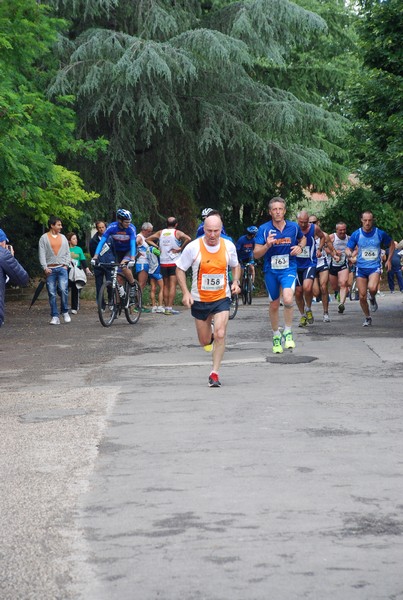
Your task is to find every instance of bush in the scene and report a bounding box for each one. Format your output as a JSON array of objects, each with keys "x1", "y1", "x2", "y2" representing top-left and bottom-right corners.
[{"x1": 320, "y1": 186, "x2": 402, "y2": 238}]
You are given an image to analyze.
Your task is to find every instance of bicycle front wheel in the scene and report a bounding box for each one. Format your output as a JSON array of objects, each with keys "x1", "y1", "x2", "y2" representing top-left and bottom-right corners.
[
  {"x1": 229, "y1": 293, "x2": 238, "y2": 320},
  {"x1": 246, "y1": 271, "x2": 253, "y2": 305},
  {"x1": 241, "y1": 275, "x2": 248, "y2": 304},
  {"x1": 98, "y1": 281, "x2": 118, "y2": 327},
  {"x1": 125, "y1": 280, "x2": 142, "y2": 324}
]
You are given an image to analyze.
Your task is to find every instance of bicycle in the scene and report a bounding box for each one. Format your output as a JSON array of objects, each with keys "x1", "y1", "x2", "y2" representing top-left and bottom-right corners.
[
  {"x1": 97, "y1": 262, "x2": 142, "y2": 327},
  {"x1": 229, "y1": 292, "x2": 239, "y2": 320},
  {"x1": 241, "y1": 262, "x2": 253, "y2": 305},
  {"x1": 349, "y1": 274, "x2": 372, "y2": 302}
]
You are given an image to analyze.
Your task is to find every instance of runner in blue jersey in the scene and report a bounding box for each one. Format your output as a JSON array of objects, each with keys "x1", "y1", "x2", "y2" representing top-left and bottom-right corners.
[
  {"x1": 294, "y1": 210, "x2": 329, "y2": 327},
  {"x1": 92, "y1": 208, "x2": 137, "y2": 293},
  {"x1": 236, "y1": 226, "x2": 258, "y2": 286},
  {"x1": 254, "y1": 197, "x2": 306, "y2": 354},
  {"x1": 345, "y1": 210, "x2": 393, "y2": 326}
]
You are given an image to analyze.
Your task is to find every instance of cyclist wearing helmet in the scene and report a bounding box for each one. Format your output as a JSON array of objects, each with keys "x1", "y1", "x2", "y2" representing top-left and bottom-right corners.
[
  {"x1": 92, "y1": 208, "x2": 137, "y2": 291},
  {"x1": 196, "y1": 208, "x2": 227, "y2": 238},
  {"x1": 236, "y1": 226, "x2": 258, "y2": 285}
]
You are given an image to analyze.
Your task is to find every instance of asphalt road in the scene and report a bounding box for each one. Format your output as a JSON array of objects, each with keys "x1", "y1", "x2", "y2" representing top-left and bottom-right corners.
[{"x1": 1, "y1": 292, "x2": 402, "y2": 600}]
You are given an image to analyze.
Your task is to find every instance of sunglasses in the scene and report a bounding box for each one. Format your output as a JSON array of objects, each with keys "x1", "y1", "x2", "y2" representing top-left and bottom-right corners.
[{"x1": 309, "y1": 220, "x2": 318, "y2": 224}]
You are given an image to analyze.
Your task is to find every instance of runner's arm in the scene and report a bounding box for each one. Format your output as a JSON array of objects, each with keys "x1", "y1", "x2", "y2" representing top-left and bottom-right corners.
[
  {"x1": 176, "y1": 267, "x2": 193, "y2": 307},
  {"x1": 315, "y1": 226, "x2": 327, "y2": 252},
  {"x1": 230, "y1": 264, "x2": 241, "y2": 294},
  {"x1": 290, "y1": 235, "x2": 306, "y2": 256},
  {"x1": 146, "y1": 231, "x2": 162, "y2": 244},
  {"x1": 177, "y1": 231, "x2": 191, "y2": 250}
]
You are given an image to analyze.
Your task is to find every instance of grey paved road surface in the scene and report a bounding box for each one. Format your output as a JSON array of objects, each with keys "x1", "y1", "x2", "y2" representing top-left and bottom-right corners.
[{"x1": 1, "y1": 293, "x2": 402, "y2": 600}]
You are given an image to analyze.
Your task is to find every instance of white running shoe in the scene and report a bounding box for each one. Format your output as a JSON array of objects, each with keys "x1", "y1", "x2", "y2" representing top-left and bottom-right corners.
[
  {"x1": 71, "y1": 309, "x2": 78, "y2": 315},
  {"x1": 151, "y1": 306, "x2": 158, "y2": 313},
  {"x1": 323, "y1": 313, "x2": 330, "y2": 323},
  {"x1": 63, "y1": 312, "x2": 71, "y2": 323},
  {"x1": 50, "y1": 316, "x2": 60, "y2": 325},
  {"x1": 363, "y1": 316, "x2": 372, "y2": 327},
  {"x1": 156, "y1": 306, "x2": 165, "y2": 313}
]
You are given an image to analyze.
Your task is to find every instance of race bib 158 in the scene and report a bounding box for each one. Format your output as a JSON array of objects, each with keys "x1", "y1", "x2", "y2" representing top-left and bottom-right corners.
[{"x1": 201, "y1": 274, "x2": 224, "y2": 290}]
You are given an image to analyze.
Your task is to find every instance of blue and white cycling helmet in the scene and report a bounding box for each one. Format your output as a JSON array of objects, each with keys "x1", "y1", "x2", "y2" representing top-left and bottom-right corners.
[
  {"x1": 246, "y1": 225, "x2": 258, "y2": 235},
  {"x1": 201, "y1": 207, "x2": 214, "y2": 219},
  {"x1": 116, "y1": 208, "x2": 132, "y2": 221}
]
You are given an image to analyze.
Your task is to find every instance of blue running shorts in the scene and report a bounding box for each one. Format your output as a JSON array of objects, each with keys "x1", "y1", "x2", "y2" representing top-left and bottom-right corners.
[
  {"x1": 149, "y1": 268, "x2": 163, "y2": 281},
  {"x1": 135, "y1": 263, "x2": 150, "y2": 274},
  {"x1": 264, "y1": 269, "x2": 296, "y2": 301},
  {"x1": 356, "y1": 265, "x2": 382, "y2": 278}
]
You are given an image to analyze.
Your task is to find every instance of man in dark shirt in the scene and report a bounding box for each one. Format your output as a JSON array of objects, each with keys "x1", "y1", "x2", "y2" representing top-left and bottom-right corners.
[{"x1": 89, "y1": 220, "x2": 114, "y2": 303}]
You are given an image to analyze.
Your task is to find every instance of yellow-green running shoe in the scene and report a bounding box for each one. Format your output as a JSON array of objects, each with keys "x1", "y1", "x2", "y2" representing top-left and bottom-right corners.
[
  {"x1": 283, "y1": 330, "x2": 295, "y2": 349},
  {"x1": 299, "y1": 315, "x2": 308, "y2": 327},
  {"x1": 305, "y1": 309, "x2": 314, "y2": 324},
  {"x1": 272, "y1": 334, "x2": 283, "y2": 354}
]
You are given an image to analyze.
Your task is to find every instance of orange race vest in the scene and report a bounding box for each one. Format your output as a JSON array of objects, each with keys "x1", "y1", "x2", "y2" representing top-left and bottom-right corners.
[{"x1": 195, "y1": 238, "x2": 229, "y2": 302}]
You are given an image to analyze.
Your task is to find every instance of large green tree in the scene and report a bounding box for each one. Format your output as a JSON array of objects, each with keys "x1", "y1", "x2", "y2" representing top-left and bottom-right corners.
[
  {"x1": 0, "y1": 0, "x2": 98, "y2": 226},
  {"x1": 48, "y1": 0, "x2": 349, "y2": 230},
  {"x1": 264, "y1": 0, "x2": 359, "y2": 112},
  {"x1": 349, "y1": 0, "x2": 403, "y2": 209},
  {"x1": 227, "y1": 0, "x2": 358, "y2": 231}
]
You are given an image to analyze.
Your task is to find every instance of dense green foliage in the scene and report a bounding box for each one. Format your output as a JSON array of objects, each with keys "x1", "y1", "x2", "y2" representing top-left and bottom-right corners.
[
  {"x1": 1, "y1": 0, "x2": 400, "y2": 264},
  {"x1": 349, "y1": 0, "x2": 403, "y2": 210},
  {"x1": 47, "y1": 0, "x2": 349, "y2": 232},
  {"x1": 0, "y1": 0, "x2": 99, "y2": 228},
  {"x1": 320, "y1": 186, "x2": 401, "y2": 239}
]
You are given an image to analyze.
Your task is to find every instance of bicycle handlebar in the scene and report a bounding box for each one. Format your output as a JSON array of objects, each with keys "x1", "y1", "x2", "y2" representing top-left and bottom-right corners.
[{"x1": 98, "y1": 261, "x2": 136, "y2": 269}]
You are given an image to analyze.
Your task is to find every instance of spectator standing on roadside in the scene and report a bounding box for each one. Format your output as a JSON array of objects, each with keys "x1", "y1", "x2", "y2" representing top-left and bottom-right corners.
[
  {"x1": 147, "y1": 217, "x2": 191, "y2": 315},
  {"x1": 89, "y1": 220, "x2": 114, "y2": 303},
  {"x1": 135, "y1": 222, "x2": 161, "y2": 289},
  {"x1": 38, "y1": 216, "x2": 71, "y2": 325},
  {"x1": 385, "y1": 241, "x2": 403, "y2": 293},
  {"x1": 136, "y1": 222, "x2": 164, "y2": 313},
  {"x1": 148, "y1": 248, "x2": 165, "y2": 313},
  {"x1": 66, "y1": 232, "x2": 92, "y2": 315},
  {"x1": 0, "y1": 228, "x2": 29, "y2": 327}
]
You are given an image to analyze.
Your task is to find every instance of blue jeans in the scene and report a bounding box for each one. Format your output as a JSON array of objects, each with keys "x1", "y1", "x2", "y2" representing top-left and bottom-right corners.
[
  {"x1": 46, "y1": 267, "x2": 69, "y2": 317},
  {"x1": 387, "y1": 266, "x2": 403, "y2": 291}
]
